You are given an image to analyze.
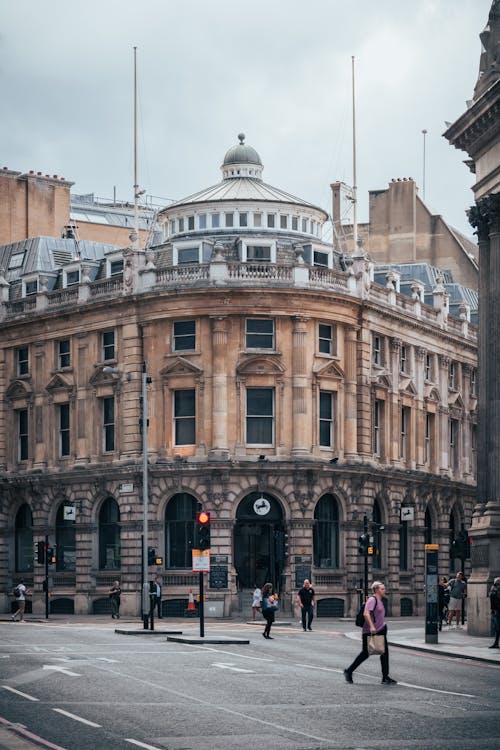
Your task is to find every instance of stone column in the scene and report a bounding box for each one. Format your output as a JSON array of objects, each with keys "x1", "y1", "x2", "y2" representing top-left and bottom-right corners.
[
  {"x1": 467, "y1": 196, "x2": 500, "y2": 635},
  {"x1": 291, "y1": 316, "x2": 310, "y2": 458},
  {"x1": 209, "y1": 316, "x2": 230, "y2": 460}
]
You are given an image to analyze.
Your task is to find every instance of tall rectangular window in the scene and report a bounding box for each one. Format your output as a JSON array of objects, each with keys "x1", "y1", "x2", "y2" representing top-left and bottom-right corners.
[
  {"x1": 173, "y1": 320, "x2": 196, "y2": 351},
  {"x1": 267, "y1": 214, "x2": 275, "y2": 228},
  {"x1": 239, "y1": 213, "x2": 248, "y2": 227},
  {"x1": 318, "y1": 323, "x2": 334, "y2": 355},
  {"x1": 319, "y1": 391, "x2": 333, "y2": 448},
  {"x1": 373, "y1": 335, "x2": 383, "y2": 366},
  {"x1": 448, "y1": 362, "x2": 456, "y2": 390},
  {"x1": 188, "y1": 215, "x2": 195, "y2": 230},
  {"x1": 246, "y1": 245, "x2": 271, "y2": 262},
  {"x1": 177, "y1": 246, "x2": 200, "y2": 264},
  {"x1": 178, "y1": 218, "x2": 184, "y2": 232},
  {"x1": 292, "y1": 216, "x2": 298, "y2": 231},
  {"x1": 225, "y1": 213, "x2": 234, "y2": 228},
  {"x1": 174, "y1": 389, "x2": 195, "y2": 445},
  {"x1": 280, "y1": 215, "x2": 288, "y2": 229},
  {"x1": 246, "y1": 319, "x2": 274, "y2": 349},
  {"x1": 18, "y1": 409, "x2": 28, "y2": 461},
  {"x1": 17, "y1": 347, "x2": 29, "y2": 376},
  {"x1": 59, "y1": 403, "x2": 70, "y2": 457},
  {"x1": 425, "y1": 353, "x2": 432, "y2": 381},
  {"x1": 246, "y1": 387, "x2": 274, "y2": 445},
  {"x1": 449, "y1": 418, "x2": 458, "y2": 469},
  {"x1": 425, "y1": 413, "x2": 433, "y2": 465},
  {"x1": 211, "y1": 213, "x2": 220, "y2": 228},
  {"x1": 470, "y1": 367, "x2": 477, "y2": 397},
  {"x1": 401, "y1": 407, "x2": 410, "y2": 459},
  {"x1": 302, "y1": 218, "x2": 308, "y2": 232},
  {"x1": 110, "y1": 260, "x2": 123, "y2": 276},
  {"x1": 374, "y1": 399, "x2": 383, "y2": 455},
  {"x1": 103, "y1": 397, "x2": 115, "y2": 452},
  {"x1": 198, "y1": 214, "x2": 207, "y2": 229},
  {"x1": 253, "y1": 213, "x2": 262, "y2": 227},
  {"x1": 102, "y1": 331, "x2": 115, "y2": 361},
  {"x1": 401, "y1": 345, "x2": 407, "y2": 373},
  {"x1": 58, "y1": 339, "x2": 70, "y2": 369}
]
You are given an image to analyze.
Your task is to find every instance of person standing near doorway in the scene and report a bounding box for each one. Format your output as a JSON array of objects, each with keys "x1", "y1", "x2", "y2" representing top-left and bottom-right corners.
[
  {"x1": 252, "y1": 585, "x2": 262, "y2": 621},
  {"x1": 261, "y1": 582, "x2": 277, "y2": 639},
  {"x1": 109, "y1": 580, "x2": 121, "y2": 619},
  {"x1": 297, "y1": 579, "x2": 315, "y2": 631},
  {"x1": 447, "y1": 571, "x2": 466, "y2": 628},
  {"x1": 152, "y1": 576, "x2": 162, "y2": 618},
  {"x1": 11, "y1": 580, "x2": 31, "y2": 622},
  {"x1": 489, "y1": 577, "x2": 500, "y2": 649}
]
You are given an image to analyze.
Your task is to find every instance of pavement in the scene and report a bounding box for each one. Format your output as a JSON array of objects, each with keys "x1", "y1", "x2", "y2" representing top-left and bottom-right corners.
[{"x1": 2, "y1": 614, "x2": 499, "y2": 665}]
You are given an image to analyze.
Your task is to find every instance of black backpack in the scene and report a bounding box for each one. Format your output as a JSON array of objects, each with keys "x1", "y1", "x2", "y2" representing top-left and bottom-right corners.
[{"x1": 355, "y1": 596, "x2": 376, "y2": 627}]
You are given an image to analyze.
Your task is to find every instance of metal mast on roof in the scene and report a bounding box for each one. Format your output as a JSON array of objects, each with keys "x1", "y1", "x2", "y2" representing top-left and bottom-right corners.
[
  {"x1": 422, "y1": 129, "x2": 428, "y2": 202},
  {"x1": 351, "y1": 55, "x2": 358, "y2": 249},
  {"x1": 132, "y1": 46, "x2": 141, "y2": 251}
]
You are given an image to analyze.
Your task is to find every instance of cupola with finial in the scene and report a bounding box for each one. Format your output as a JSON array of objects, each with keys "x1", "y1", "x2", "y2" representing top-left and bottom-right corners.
[{"x1": 221, "y1": 133, "x2": 264, "y2": 180}]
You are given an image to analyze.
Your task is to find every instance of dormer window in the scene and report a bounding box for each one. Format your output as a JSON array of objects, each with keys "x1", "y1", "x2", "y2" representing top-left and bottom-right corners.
[
  {"x1": 64, "y1": 269, "x2": 80, "y2": 287},
  {"x1": 24, "y1": 279, "x2": 38, "y2": 296},
  {"x1": 239, "y1": 239, "x2": 276, "y2": 264},
  {"x1": 173, "y1": 241, "x2": 212, "y2": 265},
  {"x1": 109, "y1": 260, "x2": 123, "y2": 276}
]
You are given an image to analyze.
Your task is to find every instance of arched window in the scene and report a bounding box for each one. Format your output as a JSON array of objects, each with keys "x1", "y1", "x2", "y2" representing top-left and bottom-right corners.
[
  {"x1": 313, "y1": 494, "x2": 339, "y2": 568},
  {"x1": 424, "y1": 507, "x2": 432, "y2": 545},
  {"x1": 55, "y1": 504, "x2": 76, "y2": 571},
  {"x1": 15, "y1": 504, "x2": 33, "y2": 572},
  {"x1": 372, "y1": 499, "x2": 383, "y2": 570},
  {"x1": 165, "y1": 493, "x2": 197, "y2": 568},
  {"x1": 99, "y1": 497, "x2": 120, "y2": 570}
]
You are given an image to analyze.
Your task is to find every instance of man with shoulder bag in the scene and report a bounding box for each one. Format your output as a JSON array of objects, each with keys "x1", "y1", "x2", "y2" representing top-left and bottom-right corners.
[{"x1": 344, "y1": 581, "x2": 397, "y2": 685}]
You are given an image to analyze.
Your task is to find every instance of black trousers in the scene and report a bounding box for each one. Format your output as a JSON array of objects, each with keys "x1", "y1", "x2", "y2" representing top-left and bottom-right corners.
[
  {"x1": 346, "y1": 627, "x2": 389, "y2": 679},
  {"x1": 301, "y1": 604, "x2": 314, "y2": 629},
  {"x1": 263, "y1": 610, "x2": 275, "y2": 636}
]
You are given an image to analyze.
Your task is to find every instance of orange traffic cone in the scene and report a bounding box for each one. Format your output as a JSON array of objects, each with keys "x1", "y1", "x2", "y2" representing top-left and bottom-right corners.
[{"x1": 187, "y1": 588, "x2": 195, "y2": 611}]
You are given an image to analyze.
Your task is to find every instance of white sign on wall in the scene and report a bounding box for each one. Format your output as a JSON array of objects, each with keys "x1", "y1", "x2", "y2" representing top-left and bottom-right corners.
[
  {"x1": 401, "y1": 507, "x2": 414, "y2": 522},
  {"x1": 63, "y1": 505, "x2": 76, "y2": 521}
]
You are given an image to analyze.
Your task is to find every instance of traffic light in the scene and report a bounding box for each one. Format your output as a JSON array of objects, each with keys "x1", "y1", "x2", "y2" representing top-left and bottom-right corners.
[
  {"x1": 195, "y1": 511, "x2": 211, "y2": 550},
  {"x1": 283, "y1": 532, "x2": 289, "y2": 558},
  {"x1": 46, "y1": 547, "x2": 56, "y2": 565},
  {"x1": 148, "y1": 547, "x2": 156, "y2": 566},
  {"x1": 36, "y1": 541, "x2": 46, "y2": 564},
  {"x1": 358, "y1": 533, "x2": 370, "y2": 556}
]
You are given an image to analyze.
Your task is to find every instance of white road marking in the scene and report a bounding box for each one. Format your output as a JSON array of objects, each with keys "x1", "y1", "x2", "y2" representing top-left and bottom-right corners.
[
  {"x1": 296, "y1": 663, "x2": 478, "y2": 698},
  {"x1": 2, "y1": 685, "x2": 40, "y2": 701},
  {"x1": 195, "y1": 646, "x2": 273, "y2": 662},
  {"x1": 125, "y1": 740, "x2": 164, "y2": 750},
  {"x1": 212, "y1": 662, "x2": 255, "y2": 673},
  {"x1": 42, "y1": 665, "x2": 81, "y2": 677},
  {"x1": 52, "y1": 709, "x2": 101, "y2": 727},
  {"x1": 96, "y1": 657, "x2": 119, "y2": 663},
  {"x1": 0, "y1": 656, "x2": 9, "y2": 659}
]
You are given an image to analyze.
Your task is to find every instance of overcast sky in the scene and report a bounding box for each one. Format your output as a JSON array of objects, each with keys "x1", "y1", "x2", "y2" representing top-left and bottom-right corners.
[{"x1": 0, "y1": 0, "x2": 493, "y2": 240}]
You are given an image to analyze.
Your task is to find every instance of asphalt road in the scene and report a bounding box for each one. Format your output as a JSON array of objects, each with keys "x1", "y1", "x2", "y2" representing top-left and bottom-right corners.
[{"x1": 0, "y1": 619, "x2": 498, "y2": 750}]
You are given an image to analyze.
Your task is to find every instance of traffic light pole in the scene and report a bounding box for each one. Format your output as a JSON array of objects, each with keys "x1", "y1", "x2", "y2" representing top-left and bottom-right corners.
[
  {"x1": 199, "y1": 571, "x2": 205, "y2": 638},
  {"x1": 44, "y1": 534, "x2": 49, "y2": 620}
]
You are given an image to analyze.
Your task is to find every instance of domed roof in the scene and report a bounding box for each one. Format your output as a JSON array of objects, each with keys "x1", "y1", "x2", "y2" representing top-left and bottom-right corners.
[{"x1": 223, "y1": 133, "x2": 262, "y2": 167}]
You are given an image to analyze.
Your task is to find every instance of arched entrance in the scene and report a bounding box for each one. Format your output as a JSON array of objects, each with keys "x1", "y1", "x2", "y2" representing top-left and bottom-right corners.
[{"x1": 234, "y1": 492, "x2": 286, "y2": 593}]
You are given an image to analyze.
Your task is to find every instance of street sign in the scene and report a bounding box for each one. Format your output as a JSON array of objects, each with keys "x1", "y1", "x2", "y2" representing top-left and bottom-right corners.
[{"x1": 192, "y1": 549, "x2": 210, "y2": 572}]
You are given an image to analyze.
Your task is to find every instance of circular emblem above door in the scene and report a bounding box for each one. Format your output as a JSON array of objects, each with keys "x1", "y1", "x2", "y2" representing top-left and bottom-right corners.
[{"x1": 253, "y1": 497, "x2": 271, "y2": 516}]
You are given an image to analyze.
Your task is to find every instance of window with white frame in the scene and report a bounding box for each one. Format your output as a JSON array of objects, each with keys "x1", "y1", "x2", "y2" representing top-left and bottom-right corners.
[
  {"x1": 59, "y1": 403, "x2": 70, "y2": 457},
  {"x1": 425, "y1": 413, "x2": 433, "y2": 464},
  {"x1": 313, "y1": 250, "x2": 329, "y2": 267},
  {"x1": 198, "y1": 214, "x2": 207, "y2": 229},
  {"x1": 246, "y1": 245, "x2": 271, "y2": 262},
  {"x1": 401, "y1": 407, "x2": 410, "y2": 459},
  {"x1": 239, "y1": 213, "x2": 247, "y2": 227},
  {"x1": 103, "y1": 397, "x2": 115, "y2": 452},
  {"x1": 253, "y1": 213, "x2": 262, "y2": 227},
  {"x1": 292, "y1": 217, "x2": 298, "y2": 231},
  {"x1": 24, "y1": 279, "x2": 38, "y2": 296},
  {"x1": 65, "y1": 269, "x2": 80, "y2": 286},
  {"x1": 176, "y1": 245, "x2": 200, "y2": 265},
  {"x1": 174, "y1": 389, "x2": 195, "y2": 445},
  {"x1": 109, "y1": 259, "x2": 124, "y2": 276},
  {"x1": 246, "y1": 387, "x2": 274, "y2": 445},
  {"x1": 246, "y1": 319, "x2": 274, "y2": 349},
  {"x1": 225, "y1": 212, "x2": 234, "y2": 228},
  {"x1": 267, "y1": 214, "x2": 275, "y2": 228},
  {"x1": 280, "y1": 215, "x2": 288, "y2": 229},
  {"x1": 178, "y1": 217, "x2": 184, "y2": 232},
  {"x1": 211, "y1": 213, "x2": 220, "y2": 228},
  {"x1": 18, "y1": 408, "x2": 28, "y2": 461},
  {"x1": 188, "y1": 215, "x2": 195, "y2": 231},
  {"x1": 318, "y1": 323, "x2": 334, "y2": 355},
  {"x1": 374, "y1": 399, "x2": 383, "y2": 455},
  {"x1": 102, "y1": 330, "x2": 115, "y2": 361},
  {"x1": 17, "y1": 347, "x2": 29, "y2": 376},
  {"x1": 319, "y1": 391, "x2": 334, "y2": 448},
  {"x1": 58, "y1": 339, "x2": 70, "y2": 369},
  {"x1": 448, "y1": 362, "x2": 456, "y2": 390},
  {"x1": 401, "y1": 345, "x2": 407, "y2": 373},
  {"x1": 173, "y1": 320, "x2": 196, "y2": 351},
  {"x1": 425, "y1": 353, "x2": 432, "y2": 381},
  {"x1": 372, "y1": 334, "x2": 383, "y2": 366}
]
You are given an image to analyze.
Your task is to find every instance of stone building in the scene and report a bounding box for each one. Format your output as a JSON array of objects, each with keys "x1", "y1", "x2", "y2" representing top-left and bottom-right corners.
[
  {"x1": 0, "y1": 136, "x2": 478, "y2": 618},
  {"x1": 445, "y1": 0, "x2": 500, "y2": 635}
]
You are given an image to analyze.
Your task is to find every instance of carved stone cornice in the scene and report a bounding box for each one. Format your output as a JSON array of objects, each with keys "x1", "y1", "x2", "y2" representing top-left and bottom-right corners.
[{"x1": 469, "y1": 194, "x2": 500, "y2": 240}]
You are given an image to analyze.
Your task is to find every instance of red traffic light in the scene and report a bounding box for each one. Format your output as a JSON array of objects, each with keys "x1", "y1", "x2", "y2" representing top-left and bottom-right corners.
[{"x1": 197, "y1": 511, "x2": 210, "y2": 525}]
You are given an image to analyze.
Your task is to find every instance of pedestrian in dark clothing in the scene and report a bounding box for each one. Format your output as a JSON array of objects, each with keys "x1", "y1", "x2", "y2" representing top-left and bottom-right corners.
[
  {"x1": 344, "y1": 581, "x2": 397, "y2": 685},
  {"x1": 297, "y1": 579, "x2": 315, "y2": 631},
  {"x1": 447, "y1": 572, "x2": 466, "y2": 628},
  {"x1": 489, "y1": 577, "x2": 500, "y2": 649},
  {"x1": 261, "y1": 582, "x2": 277, "y2": 639},
  {"x1": 152, "y1": 576, "x2": 162, "y2": 618},
  {"x1": 109, "y1": 580, "x2": 121, "y2": 619},
  {"x1": 438, "y1": 576, "x2": 450, "y2": 631}
]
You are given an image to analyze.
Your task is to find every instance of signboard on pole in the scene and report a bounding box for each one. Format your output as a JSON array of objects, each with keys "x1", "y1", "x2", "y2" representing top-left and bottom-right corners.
[
  {"x1": 425, "y1": 543, "x2": 439, "y2": 644},
  {"x1": 192, "y1": 549, "x2": 210, "y2": 572}
]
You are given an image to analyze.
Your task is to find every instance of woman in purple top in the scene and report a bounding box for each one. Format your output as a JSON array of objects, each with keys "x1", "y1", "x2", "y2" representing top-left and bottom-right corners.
[{"x1": 344, "y1": 581, "x2": 397, "y2": 685}]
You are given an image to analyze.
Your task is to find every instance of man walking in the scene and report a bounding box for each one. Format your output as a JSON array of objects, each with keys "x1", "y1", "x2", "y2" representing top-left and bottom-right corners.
[
  {"x1": 152, "y1": 576, "x2": 162, "y2": 618},
  {"x1": 109, "y1": 580, "x2": 121, "y2": 619},
  {"x1": 489, "y1": 577, "x2": 500, "y2": 649},
  {"x1": 297, "y1": 579, "x2": 315, "y2": 631}
]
